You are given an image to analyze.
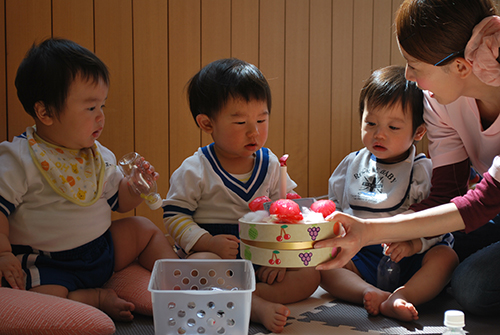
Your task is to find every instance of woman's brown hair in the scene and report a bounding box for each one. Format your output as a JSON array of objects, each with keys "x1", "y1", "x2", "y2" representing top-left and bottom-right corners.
[{"x1": 396, "y1": 0, "x2": 497, "y2": 66}]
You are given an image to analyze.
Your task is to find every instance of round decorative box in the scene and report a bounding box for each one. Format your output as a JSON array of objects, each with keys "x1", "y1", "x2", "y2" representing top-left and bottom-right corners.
[{"x1": 238, "y1": 219, "x2": 337, "y2": 267}]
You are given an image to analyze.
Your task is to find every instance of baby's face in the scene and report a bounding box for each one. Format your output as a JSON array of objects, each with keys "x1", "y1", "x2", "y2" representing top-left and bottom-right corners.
[
  {"x1": 37, "y1": 74, "x2": 108, "y2": 150},
  {"x1": 361, "y1": 103, "x2": 422, "y2": 163},
  {"x1": 209, "y1": 97, "x2": 269, "y2": 162}
]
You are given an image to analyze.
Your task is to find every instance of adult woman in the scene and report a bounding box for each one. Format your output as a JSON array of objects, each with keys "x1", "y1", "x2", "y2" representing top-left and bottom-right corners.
[{"x1": 317, "y1": 0, "x2": 500, "y2": 316}]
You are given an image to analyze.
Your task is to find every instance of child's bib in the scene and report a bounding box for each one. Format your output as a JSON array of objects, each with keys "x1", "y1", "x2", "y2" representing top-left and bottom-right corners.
[
  {"x1": 345, "y1": 147, "x2": 414, "y2": 212},
  {"x1": 26, "y1": 126, "x2": 105, "y2": 206}
]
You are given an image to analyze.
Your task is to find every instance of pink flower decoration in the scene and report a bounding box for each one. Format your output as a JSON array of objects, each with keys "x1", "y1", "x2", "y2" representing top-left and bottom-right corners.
[{"x1": 465, "y1": 15, "x2": 500, "y2": 86}]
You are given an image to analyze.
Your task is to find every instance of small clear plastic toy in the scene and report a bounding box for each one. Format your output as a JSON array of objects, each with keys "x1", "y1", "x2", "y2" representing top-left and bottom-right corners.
[
  {"x1": 376, "y1": 244, "x2": 400, "y2": 292},
  {"x1": 118, "y1": 152, "x2": 162, "y2": 210}
]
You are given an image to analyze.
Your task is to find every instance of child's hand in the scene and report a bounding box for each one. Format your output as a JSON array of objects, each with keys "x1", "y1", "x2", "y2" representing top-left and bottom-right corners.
[
  {"x1": 256, "y1": 266, "x2": 287, "y2": 285},
  {"x1": 118, "y1": 155, "x2": 161, "y2": 212},
  {"x1": 0, "y1": 251, "x2": 24, "y2": 289},
  {"x1": 135, "y1": 156, "x2": 159, "y2": 181},
  {"x1": 207, "y1": 234, "x2": 240, "y2": 259},
  {"x1": 384, "y1": 241, "x2": 416, "y2": 263}
]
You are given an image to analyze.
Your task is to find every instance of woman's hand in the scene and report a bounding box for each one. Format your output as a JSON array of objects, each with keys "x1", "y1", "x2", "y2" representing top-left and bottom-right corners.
[
  {"x1": 314, "y1": 203, "x2": 465, "y2": 271},
  {"x1": 314, "y1": 212, "x2": 370, "y2": 271}
]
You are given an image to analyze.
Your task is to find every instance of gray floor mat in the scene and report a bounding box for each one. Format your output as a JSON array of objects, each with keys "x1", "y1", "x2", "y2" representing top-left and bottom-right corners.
[{"x1": 115, "y1": 288, "x2": 500, "y2": 334}]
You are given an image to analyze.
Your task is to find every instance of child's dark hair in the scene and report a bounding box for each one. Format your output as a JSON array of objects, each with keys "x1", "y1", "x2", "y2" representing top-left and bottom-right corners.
[
  {"x1": 396, "y1": 0, "x2": 497, "y2": 66},
  {"x1": 359, "y1": 65, "x2": 424, "y2": 134},
  {"x1": 187, "y1": 58, "x2": 271, "y2": 124},
  {"x1": 15, "y1": 38, "x2": 109, "y2": 120}
]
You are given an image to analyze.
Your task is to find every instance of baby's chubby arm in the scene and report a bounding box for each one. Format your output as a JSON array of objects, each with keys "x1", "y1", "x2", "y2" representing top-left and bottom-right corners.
[
  {"x1": 0, "y1": 213, "x2": 24, "y2": 289},
  {"x1": 117, "y1": 156, "x2": 159, "y2": 213},
  {"x1": 192, "y1": 233, "x2": 240, "y2": 259}
]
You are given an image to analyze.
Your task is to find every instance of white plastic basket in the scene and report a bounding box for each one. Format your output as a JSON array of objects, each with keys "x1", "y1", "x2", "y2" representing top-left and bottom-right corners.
[{"x1": 148, "y1": 259, "x2": 256, "y2": 335}]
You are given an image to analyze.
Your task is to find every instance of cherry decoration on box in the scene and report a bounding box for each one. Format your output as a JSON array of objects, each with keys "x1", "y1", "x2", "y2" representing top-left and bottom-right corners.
[{"x1": 238, "y1": 154, "x2": 340, "y2": 267}]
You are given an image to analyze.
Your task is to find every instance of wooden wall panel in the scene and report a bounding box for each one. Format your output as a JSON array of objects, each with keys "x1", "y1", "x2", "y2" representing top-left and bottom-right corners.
[
  {"x1": 351, "y1": 0, "x2": 373, "y2": 152},
  {"x1": 0, "y1": 0, "x2": 6, "y2": 142},
  {"x1": 372, "y1": 0, "x2": 393, "y2": 70},
  {"x1": 52, "y1": 0, "x2": 94, "y2": 50},
  {"x1": 284, "y1": 0, "x2": 310, "y2": 196},
  {"x1": 94, "y1": 0, "x2": 134, "y2": 159},
  {"x1": 168, "y1": 0, "x2": 202, "y2": 175},
  {"x1": 231, "y1": 0, "x2": 259, "y2": 65},
  {"x1": 5, "y1": 0, "x2": 51, "y2": 140},
  {"x1": 331, "y1": 1, "x2": 354, "y2": 175},
  {"x1": 201, "y1": 0, "x2": 231, "y2": 64},
  {"x1": 94, "y1": 0, "x2": 134, "y2": 221},
  {"x1": 259, "y1": 0, "x2": 285, "y2": 158},
  {"x1": 1, "y1": 0, "x2": 430, "y2": 210},
  {"x1": 309, "y1": 0, "x2": 333, "y2": 197},
  {"x1": 391, "y1": 0, "x2": 405, "y2": 66},
  {"x1": 132, "y1": 0, "x2": 169, "y2": 226},
  {"x1": 200, "y1": 0, "x2": 231, "y2": 146}
]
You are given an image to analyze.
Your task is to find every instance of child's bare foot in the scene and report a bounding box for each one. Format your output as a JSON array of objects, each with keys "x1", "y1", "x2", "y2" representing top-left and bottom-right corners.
[
  {"x1": 380, "y1": 298, "x2": 419, "y2": 322},
  {"x1": 251, "y1": 294, "x2": 290, "y2": 333},
  {"x1": 363, "y1": 288, "x2": 390, "y2": 316},
  {"x1": 98, "y1": 288, "x2": 135, "y2": 322}
]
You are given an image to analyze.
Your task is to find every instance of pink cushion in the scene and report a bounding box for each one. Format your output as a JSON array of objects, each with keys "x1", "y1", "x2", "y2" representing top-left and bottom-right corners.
[
  {"x1": 0, "y1": 287, "x2": 115, "y2": 335},
  {"x1": 104, "y1": 261, "x2": 153, "y2": 315},
  {"x1": 0, "y1": 262, "x2": 152, "y2": 333}
]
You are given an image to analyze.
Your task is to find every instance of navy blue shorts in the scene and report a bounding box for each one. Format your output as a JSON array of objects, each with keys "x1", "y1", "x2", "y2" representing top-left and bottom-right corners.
[
  {"x1": 11, "y1": 230, "x2": 115, "y2": 292},
  {"x1": 353, "y1": 244, "x2": 425, "y2": 288}
]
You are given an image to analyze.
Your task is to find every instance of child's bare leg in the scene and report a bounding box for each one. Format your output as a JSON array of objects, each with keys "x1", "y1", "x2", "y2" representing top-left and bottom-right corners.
[
  {"x1": 69, "y1": 288, "x2": 135, "y2": 322},
  {"x1": 320, "y1": 262, "x2": 390, "y2": 316},
  {"x1": 31, "y1": 284, "x2": 135, "y2": 321},
  {"x1": 250, "y1": 267, "x2": 318, "y2": 332},
  {"x1": 30, "y1": 283, "x2": 70, "y2": 302},
  {"x1": 379, "y1": 294, "x2": 418, "y2": 322},
  {"x1": 321, "y1": 262, "x2": 369, "y2": 303},
  {"x1": 187, "y1": 251, "x2": 221, "y2": 259},
  {"x1": 110, "y1": 216, "x2": 177, "y2": 271},
  {"x1": 363, "y1": 290, "x2": 392, "y2": 316},
  {"x1": 256, "y1": 267, "x2": 320, "y2": 304},
  {"x1": 380, "y1": 246, "x2": 458, "y2": 322},
  {"x1": 251, "y1": 293, "x2": 290, "y2": 333}
]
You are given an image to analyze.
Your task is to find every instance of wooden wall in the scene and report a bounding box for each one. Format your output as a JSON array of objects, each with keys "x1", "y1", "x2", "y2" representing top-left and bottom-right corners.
[{"x1": 1, "y1": 0, "x2": 429, "y2": 230}]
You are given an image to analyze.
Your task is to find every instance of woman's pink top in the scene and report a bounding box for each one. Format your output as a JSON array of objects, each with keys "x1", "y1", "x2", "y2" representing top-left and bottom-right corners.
[{"x1": 410, "y1": 92, "x2": 500, "y2": 219}]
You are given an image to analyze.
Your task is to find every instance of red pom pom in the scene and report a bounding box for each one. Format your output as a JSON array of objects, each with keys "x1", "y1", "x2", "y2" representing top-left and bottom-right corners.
[
  {"x1": 269, "y1": 199, "x2": 303, "y2": 223},
  {"x1": 286, "y1": 193, "x2": 301, "y2": 199},
  {"x1": 310, "y1": 200, "x2": 336, "y2": 218},
  {"x1": 249, "y1": 196, "x2": 271, "y2": 212}
]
